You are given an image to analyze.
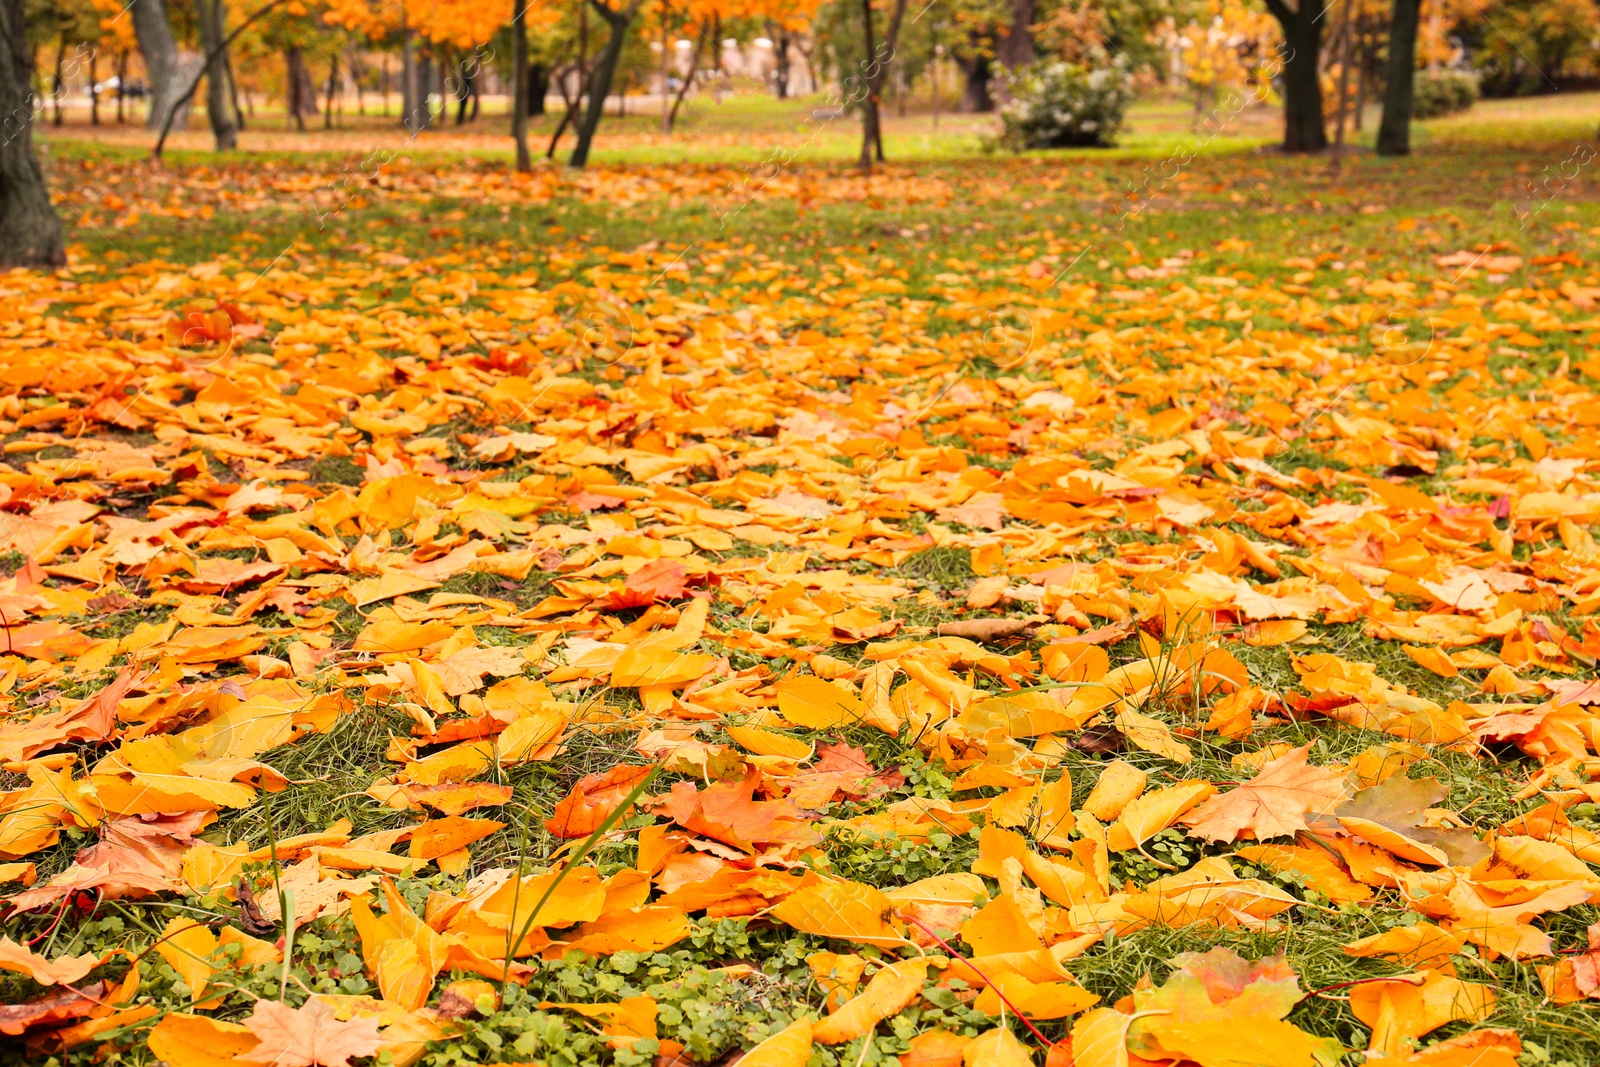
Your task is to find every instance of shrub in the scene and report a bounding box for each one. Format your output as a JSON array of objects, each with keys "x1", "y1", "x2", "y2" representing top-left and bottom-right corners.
[
  {"x1": 998, "y1": 58, "x2": 1136, "y2": 150},
  {"x1": 1411, "y1": 69, "x2": 1480, "y2": 119}
]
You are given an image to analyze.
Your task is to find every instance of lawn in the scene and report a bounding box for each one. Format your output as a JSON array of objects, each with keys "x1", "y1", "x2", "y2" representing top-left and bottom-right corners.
[{"x1": 1, "y1": 88, "x2": 1599, "y2": 1067}]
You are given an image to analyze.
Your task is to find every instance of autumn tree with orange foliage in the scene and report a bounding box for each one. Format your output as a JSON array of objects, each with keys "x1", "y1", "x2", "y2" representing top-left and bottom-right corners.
[{"x1": 324, "y1": 0, "x2": 515, "y2": 131}]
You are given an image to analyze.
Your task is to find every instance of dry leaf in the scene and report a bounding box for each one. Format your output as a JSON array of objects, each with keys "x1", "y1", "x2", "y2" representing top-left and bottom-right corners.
[{"x1": 240, "y1": 998, "x2": 383, "y2": 1067}]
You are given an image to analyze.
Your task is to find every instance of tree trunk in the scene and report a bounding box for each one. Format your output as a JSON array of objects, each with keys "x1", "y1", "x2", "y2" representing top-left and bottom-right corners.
[
  {"x1": 773, "y1": 26, "x2": 790, "y2": 98},
  {"x1": 1331, "y1": 0, "x2": 1352, "y2": 159},
  {"x1": 996, "y1": 0, "x2": 1035, "y2": 68},
  {"x1": 131, "y1": 0, "x2": 182, "y2": 131},
  {"x1": 350, "y1": 50, "x2": 365, "y2": 115},
  {"x1": 195, "y1": 0, "x2": 238, "y2": 149},
  {"x1": 419, "y1": 49, "x2": 436, "y2": 128},
  {"x1": 89, "y1": 48, "x2": 99, "y2": 125},
  {"x1": 286, "y1": 47, "x2": 318, "y2": 130},
  {"x1": 956, "y1": 51, "x2": 991, "y2": 113},
  {"x1": 1264, "y1": 0, "x2": 1327, "y2": 152},
  {"x1": 324, "y1": 51, "x2": 338, "y2": 128},
  {"x1": 570, "y1": 0, "x2": 641, "y2": 168},
  {"x1": 0, "y1": 0, "x2": 65, "y2": 268},
  {"x1": 528, "y1": 63, "x2": 548, "y2": 115},
  {"x1": 1376, "y1": 0, "x2": 1421, "y2": 155},
  {"x1": 710, "y1": 12, "x2": 723, "y2": 102},
  {"x1": 51, "y1": 35, "x2": 65, "y2": 127},
  {"x1": 512, "y1": 0, "x2": 531, "y2": 170},
  {"x1": 857, "y1": 0, "x2": 880, "y2": 169},
  {"x1": 659, "y1": 16, "x2": 670, "y2": 133},
  {"x1": 401, "y1": 30, "x2": 423, "y2": 131},
  {"x1": 227, "y1": 48, "x2": 246, "y2": 126},
  {"x1": 455, "y1": 55, "x2": 473, "y2": 125},
  {"x1": 1352, "y1": 27, "x2": 1368, "y2": 131},
  {"x1": 116, "y1": 50, "x2": 127, "y2": 123},
  {"x1": 666, "y1": 32, "x2": 701, "y2": 131}
]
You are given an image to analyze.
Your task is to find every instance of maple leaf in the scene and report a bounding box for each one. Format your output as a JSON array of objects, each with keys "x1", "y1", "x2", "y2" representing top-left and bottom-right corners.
[
  {"x1": 652, "y1": 771, "x2": 821, "y2": 853},
  {"x1": 602, "y1": 559, "x2": 691, "y2": 609},
  {"x1": 8, "y1": 813, "x2": 200, "y2": 911},
  {"x1": 545, "y1": 764, "x2": 653, "y2": 839},
  {"x1": 240, "y1": 998, "x2": 382, "y2": 1067},
  {"x1": 1125, "y1": 949, "x2": 1342, "y2": 1067},
  {"x1": 783, "y1": 742, "x2": 905, "y2": 808},
  {"x1": 1183, "y1": 745, "x2": 1349, "y2": 842}
]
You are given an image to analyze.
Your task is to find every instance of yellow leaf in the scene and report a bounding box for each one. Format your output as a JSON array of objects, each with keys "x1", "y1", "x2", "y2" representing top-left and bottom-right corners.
[
  {"x1": 726, "y1": 725, "x2": 813, "y2": 760},
  {"x1": 1114, "y1": 707, "x2": 1192, "y2": 763},
  {"x1": 611, "y1": 633, "x2": 716, "y2": 688},
  {"x1": 1350, "y1": 972, "x2": 1495, "y2": 1056},
  {"x1": 813, "y1": 956, "x2": 931, "y2": 1043},
  {"x1": 973, "y1": 973, "x2": 1099, "y2": 1019},
  {"x1": 1081, "y1": 760, "x2": 1146, "y2": 822},
  {"x1": 777, "y1": 674, "x2": 867, "y2": 730},
  {"x1": 1107, "y1": 781, "x2": 1217, "y2": 852},
  {"x1": 146, "y1": 1013, "x2": 259, "y2": 1067},
  {"x1": 155, "y1": 918, "x2": 218, "y2": 1006},
  {"x1": 740, "y1": 1017, "x2": 814, "y2": 1067},
  {"x1": 963, "y1": 1026, "x2": 1035, "y2": 1067},
  {"x1": 1149, "y1": 1016, "x2": 1342, "y2": 1067},
  {"x1": 770, "y1": 879, "x2": 904, "y2": 948},
  {"x1": 1403, "y1": 645, "x2": 1459, "y2": 678},
  {"x1": 1069, "y1": 1008, "x2": 1133, "y2": 1067}
]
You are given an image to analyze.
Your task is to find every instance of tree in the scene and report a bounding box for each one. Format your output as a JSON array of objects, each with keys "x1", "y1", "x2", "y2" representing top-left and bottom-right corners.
[
  {"x1": 856, "y1": 0, "x2": 910, "y2": 170},
  {"x1": 0, "y1": 0, "x2": 65, "y2": 268},
  {"x1": 1261, "y1": 0, "x2": 1327, "y2": 151},
  {"x1": 754, "y1": 0, "x2": 818, "y2": 98},
  {"x1": 511, "y1": 0, "x2": 531, "y2": 169},
  {"x1": 323, "y1": 0, "x2": 515, "y2": 133},
  {"x1": 1468, "y1": 0, "x2": 1598, "y2": 95},
  {"x1": 994, "y1": 0, "x2": 1033, "y2": 67},
  {"x1": 1376, "y1": 0, "x2": 1419, "y2": 154},
  {"x1": 1170, "y1": 0, "x2": 1278, "y2": 127},
  {"x1": 129, "y1": 0, "x2": 184, "y2": 130},
  {"x1": 194, "y1": 0, "x2": 240, "y2": 149},
  {"x1": 570, "y1": 0, "x2": 644, "y2": 167},
  {"x1": 151, "y1": 0, "x2": 294, "y2": 156}
]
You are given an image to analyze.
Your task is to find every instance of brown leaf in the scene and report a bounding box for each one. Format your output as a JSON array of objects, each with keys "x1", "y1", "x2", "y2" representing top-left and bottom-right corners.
[
  {"x1": 0, "y1": 982, "x2": 107, "y2": 1037},
  {"x1": 935, "y1": 616, "x2": 1040, "y2": 643},
  {"x1": 235, "y1": 880, "x2": 279, "y2": 938}
]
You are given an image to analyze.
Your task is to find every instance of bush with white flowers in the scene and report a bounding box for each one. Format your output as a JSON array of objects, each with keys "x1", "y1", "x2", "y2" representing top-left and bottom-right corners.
[{"x1": 998, "y1": 58, "x2": 1136, "y2": 150}]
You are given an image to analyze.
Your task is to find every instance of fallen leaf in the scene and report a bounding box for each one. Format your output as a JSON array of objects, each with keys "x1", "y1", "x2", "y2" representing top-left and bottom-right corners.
[
  {"x1": 1183, "y1": 746, "x2": 1348, "y2": 843},
  {"x1": 240, "y1": 997, "x2": 383, "y2": 1067}
]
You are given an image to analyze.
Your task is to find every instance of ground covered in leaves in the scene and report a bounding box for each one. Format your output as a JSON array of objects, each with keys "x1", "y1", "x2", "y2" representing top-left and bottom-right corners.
[{"x1": 2, "y1": 135, "x2": 1600, "y2": 1067}]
